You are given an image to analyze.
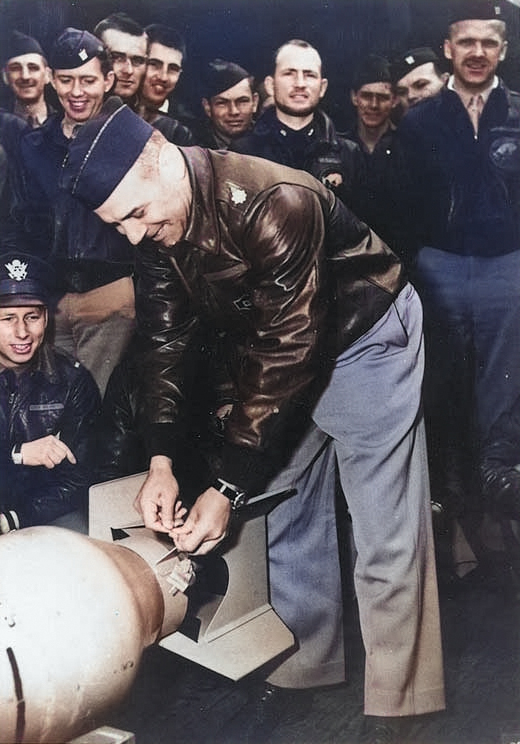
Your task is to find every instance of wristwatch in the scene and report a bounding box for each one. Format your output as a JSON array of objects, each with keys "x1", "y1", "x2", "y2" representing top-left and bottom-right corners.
[
  {"x1": 213, "y1": 478, "x2": 247, "y2": 511},
  {"x1": 11, "y1": 444, "x2": 23, "y2": 465}
]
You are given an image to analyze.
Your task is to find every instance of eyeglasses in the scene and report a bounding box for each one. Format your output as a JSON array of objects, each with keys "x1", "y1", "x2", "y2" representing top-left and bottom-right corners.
[{"x1": 111, "y1": 52, "x2": 147, "y2": 67}]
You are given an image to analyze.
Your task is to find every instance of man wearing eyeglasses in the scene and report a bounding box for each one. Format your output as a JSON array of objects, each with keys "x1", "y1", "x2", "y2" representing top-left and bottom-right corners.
[
  {"x1": 93, "y1": 12, "x2": 148, "y2": 111},
  {"x1": 94, "y1": 15, "x2": 193, "y2": 145}
]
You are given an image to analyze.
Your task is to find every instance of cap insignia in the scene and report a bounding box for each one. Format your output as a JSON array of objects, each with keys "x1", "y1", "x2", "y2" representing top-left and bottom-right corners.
[
  {"x1": 405, "y1": 55, "x2": 415, "y2": 65},
  {"x1": 78, "y1": 48, "x2": 88, "y2": 62},
  {"x1": 5, "y1": 259, "x2": 28, "y2": 281}
]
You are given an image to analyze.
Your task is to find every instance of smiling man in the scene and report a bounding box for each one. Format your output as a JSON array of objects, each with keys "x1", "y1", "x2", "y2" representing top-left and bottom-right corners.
[
  {"x1": 49, "y1": 29, "x2": 115, "y2": 138},
  {"x1": 345, "y1": 54, "x2": 412, "y2": 262},
  {"x1": 232, "y1": 39, "x2": 364, "y2": 212},
  {"x1": 1, "y1": 30, "x2": 52, "y2": 127},
  {"x1": 93, "y1": 12, "x2": 148, "y2": 109},
  {"x1": 61, "y1": 98, "x2": 445, "y2": 742},
  {"x1": 197, "y1": 59, "x2": 258, "y2": 148},
  {"x1": 397, "y1": 0, "x2": 520, "y2": 577},
  {"x1": 16, "y1": 28, "x2": 137, "y2": 395},
  {"x1": 139, "y1": 24, "x2": 184, "y2": 121},
  {"x1": 0, "y1": 252, "x2": 100, "y2": 534}
]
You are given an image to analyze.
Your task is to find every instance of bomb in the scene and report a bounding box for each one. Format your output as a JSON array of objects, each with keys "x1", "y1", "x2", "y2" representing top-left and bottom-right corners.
[
  {"x1": 0, "y1": 474, "x2": 295, "y2": 744},
  {"x1": 0, "y1": 525, "x2": 190, "y2": 744}
]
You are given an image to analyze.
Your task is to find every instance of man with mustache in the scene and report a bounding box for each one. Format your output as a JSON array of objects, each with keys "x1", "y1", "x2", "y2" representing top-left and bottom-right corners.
[
  {"x1": 1, "y1": 30, "x2": 53, "y2": 128},
  {"x1": 398, "y1": 0, "x2": 520, "y2": 578}
]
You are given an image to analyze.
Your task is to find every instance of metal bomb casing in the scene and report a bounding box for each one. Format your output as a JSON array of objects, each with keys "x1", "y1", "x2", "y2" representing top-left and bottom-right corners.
[{"x1": 0, "y1": 526, "x2": 189, "y2": 744}]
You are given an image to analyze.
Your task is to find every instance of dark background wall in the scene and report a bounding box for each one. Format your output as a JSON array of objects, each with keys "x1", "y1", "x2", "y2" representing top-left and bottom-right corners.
[{"x1": 1, "y1": 0, "x2": 519, "y2": 128}]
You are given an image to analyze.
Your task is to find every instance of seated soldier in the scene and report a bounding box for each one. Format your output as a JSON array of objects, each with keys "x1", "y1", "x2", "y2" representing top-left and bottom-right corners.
[{"x1": 0, "y1": 252, "x2": 100, "y2": 534}]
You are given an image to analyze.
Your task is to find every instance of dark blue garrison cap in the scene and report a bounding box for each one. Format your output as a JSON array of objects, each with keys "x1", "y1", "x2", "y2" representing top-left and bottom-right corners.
[
  {"x1": 390, "y1": 47, "x2": 441, "y2": 84},
  {"x1": 2, "y1": 31, "x2": 46, "y2": 66},
  {"x1": 202, "y1": 58, "x2": 252, "y2": 99},
  {"x1": 0, "y1": 253, "x2": 55, "y2": 307},
  {"x1": 449, "y1": 0, "x2": 505, "y2": 24},
  {"x1": 48, "y1": 27, "x2": 104, "y2": 71},
  {"x1": 352, "y1": 54, "x2": 391, "y2": 91},
  {"x1": 61, "y1": 96, "x2": 154, "y2": 210}
]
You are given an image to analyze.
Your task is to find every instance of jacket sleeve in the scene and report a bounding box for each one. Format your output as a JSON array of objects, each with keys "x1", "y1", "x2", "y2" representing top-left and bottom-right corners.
[
  {"x1": 94, "y1": 356, "x2": 148, "y2": 482},
  {"x1": 18, "y1": 365, "x2": 101, "y2": 527},
  {"x1": 218, "y1": 184, "x2": 334, "y2": 492},
  {"x1": 134, "y1": 241, "x2": 202, "y2": 460}
]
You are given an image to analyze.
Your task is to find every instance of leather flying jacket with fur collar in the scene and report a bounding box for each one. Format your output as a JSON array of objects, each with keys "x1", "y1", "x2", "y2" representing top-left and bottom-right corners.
[{"x1": 135, "y1": 147, "x2": 405, "y2": 494}]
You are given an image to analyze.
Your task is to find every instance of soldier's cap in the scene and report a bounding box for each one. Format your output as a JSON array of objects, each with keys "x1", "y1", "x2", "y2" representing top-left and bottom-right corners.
[
  {"x1": 449, "y1": 0, "x2": 505, "y2": 24},
  {"x1": 390, "y1": 47, "x2": 441, "y2": 84},
  {"x1": 60, "y1": 96, "x2": 154, "y2": 210},
  {"x1": 2, "y1": 30, "x2": 46, "y2": 66},
  {"x1": 352, "y1": 54, "x2": 391, "y2": 91},
  {"x1": 48, "y1": 27, "x2": 105, "y2": 71},
  {"x1": 202, "y1": 58, "x2": 252, "y2": 100},
  {"x1": 0, "y1": 252, "x2": 55, "y2": 307}
]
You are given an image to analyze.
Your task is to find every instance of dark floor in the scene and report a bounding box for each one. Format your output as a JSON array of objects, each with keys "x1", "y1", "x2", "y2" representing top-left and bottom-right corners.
[{"x1": 103, "y1": 532, "x2": 520, "y2": 744}]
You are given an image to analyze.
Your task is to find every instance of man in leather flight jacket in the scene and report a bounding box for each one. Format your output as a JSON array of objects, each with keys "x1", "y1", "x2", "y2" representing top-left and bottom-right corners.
[
  {"x1": 0, "y1": 252, "x2": 100, "y2": 534},
  {"x1": 62, "y1": 99, "x2": 445, "y2": 739}
]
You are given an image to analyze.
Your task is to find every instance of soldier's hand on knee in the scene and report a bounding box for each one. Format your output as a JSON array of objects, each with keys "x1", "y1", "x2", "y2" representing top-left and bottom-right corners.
[{"x1": 20, "y1": 435, "x2": 76, "y2": 468}]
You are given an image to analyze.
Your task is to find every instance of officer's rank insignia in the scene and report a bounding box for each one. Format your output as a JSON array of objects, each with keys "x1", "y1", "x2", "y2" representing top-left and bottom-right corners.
[{"x1": 230, "y1": 184, "x2": 247, "y2": 205}]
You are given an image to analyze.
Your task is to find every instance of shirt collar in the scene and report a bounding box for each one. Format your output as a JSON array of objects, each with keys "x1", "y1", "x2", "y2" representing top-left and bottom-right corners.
[{"x1": 447, "y1": 74, "x2": 499, "y2": 109}]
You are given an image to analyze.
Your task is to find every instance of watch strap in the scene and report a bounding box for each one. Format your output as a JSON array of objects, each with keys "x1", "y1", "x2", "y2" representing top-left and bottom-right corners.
[
  {"x1": 213, "y1": 478, "x2": 246, "y2": 511},
  {"x1": 11, "y1": 443, "x2": 23, "y2": 465}
]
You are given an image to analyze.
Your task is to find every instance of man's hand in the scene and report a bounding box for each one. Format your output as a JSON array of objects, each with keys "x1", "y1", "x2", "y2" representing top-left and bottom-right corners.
[
  {"x1": 134, "y1": 455, "x2": 186, "y2": 533},
  {"x1": 323, "y1": 172, "x2": 343, "y2": 189},
  {"x1": 21, "y1": 435, "x2": 76, "y2": 468},
  {"x1": 171, "y1": 487, "x2": 231, "y2": 555}
]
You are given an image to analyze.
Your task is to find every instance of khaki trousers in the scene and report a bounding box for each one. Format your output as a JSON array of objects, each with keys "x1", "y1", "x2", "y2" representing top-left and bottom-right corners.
[{"x1": 54, "y1": 276, "x2": 135, "y2": 395}]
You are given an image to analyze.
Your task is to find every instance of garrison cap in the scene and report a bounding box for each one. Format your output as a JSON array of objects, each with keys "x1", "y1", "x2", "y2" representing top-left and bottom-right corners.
[
  {"x1": 449, "y1": 0, "x2": 505, "y2": 24},
  {"x1": 0, "y1": 252, "x2": 55, "y2": 307},
  {"x1": 202, "y1": 58, "x2": 252, "y2": 99},
  {"x1": 2, "y1": 31, "x2": 46, "y2": 66},
  {"x1": 48, "y1": 27, "x2": 104, "y2": 71},
  {"x1": 60, "y1": 96, "x2": 154, "y2": 210},
  {"x1": 390, "y1": 47, "x2": 441, "y2": 84},
  {"x1": 352, "y1": 54, "x2": 391, "y2": 91}
]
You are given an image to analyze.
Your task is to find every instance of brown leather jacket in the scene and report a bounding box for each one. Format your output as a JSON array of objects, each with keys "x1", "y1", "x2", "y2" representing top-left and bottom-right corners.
[{"x1": 135, "y1": 147, "x2": 405, "y2": 494}]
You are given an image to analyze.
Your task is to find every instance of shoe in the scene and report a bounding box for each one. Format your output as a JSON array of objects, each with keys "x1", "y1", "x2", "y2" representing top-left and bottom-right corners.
[
  {"x1": 359, "y1": 715, "x2": 407, "y2": 743},
  {"x1": 481, "y1": 464, "x2": 520, "y2": 520},
  {"x1": 227, "y1": 681, "x2": 314, "y2": 742}
]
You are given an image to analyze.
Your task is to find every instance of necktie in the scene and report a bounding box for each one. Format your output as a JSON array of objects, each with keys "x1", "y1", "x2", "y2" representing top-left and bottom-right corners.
[{"x1": 467, "y1": 94, "x2": 484, "y2": 135}]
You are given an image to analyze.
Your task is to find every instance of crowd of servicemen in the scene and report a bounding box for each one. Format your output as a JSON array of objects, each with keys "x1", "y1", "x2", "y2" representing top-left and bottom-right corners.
[{"x1": 1, "y1": 0, "x2": 520, "y2": 741}]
